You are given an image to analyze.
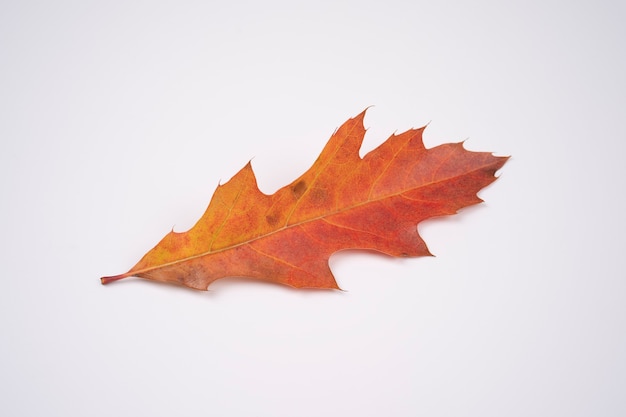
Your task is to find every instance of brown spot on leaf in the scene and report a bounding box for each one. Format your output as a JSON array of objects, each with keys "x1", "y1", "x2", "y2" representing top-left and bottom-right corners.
[
  {"x1": 266, "y1": 213, "x2": 279, "y2": 226},
  {"x1": 292, "y1": 180, "x2": 307, "y2": 199},
  {"x1": 310, "y1": 188, "x2": 328, "y2": 205}
]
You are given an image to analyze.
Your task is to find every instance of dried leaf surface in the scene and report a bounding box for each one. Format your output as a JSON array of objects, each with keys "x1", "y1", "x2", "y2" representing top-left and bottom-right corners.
[{"x1": 102, "y1": 110, "x2": 507, "y2": 290}]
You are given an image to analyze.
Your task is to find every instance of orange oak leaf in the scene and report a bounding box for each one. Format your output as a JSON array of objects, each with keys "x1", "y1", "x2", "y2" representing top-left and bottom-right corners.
[{"x1": 102, "y1": 110, "x2": 507, "y2": 290}]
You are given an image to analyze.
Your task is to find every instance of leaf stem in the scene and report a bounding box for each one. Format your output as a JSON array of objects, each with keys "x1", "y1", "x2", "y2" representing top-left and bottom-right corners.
[{"x1": 100, "y1": 274, "x2": 129, "y2": 285}]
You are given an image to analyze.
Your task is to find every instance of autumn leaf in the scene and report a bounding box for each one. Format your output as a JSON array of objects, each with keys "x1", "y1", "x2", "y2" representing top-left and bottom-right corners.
[{"x1": 101, "y1": 110, "x2": 507, "y2": 290}]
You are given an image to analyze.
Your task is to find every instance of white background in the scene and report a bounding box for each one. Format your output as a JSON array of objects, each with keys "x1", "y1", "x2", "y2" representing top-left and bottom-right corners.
[{"x1": 1, "y1": 0, "x2": 624, "y2": 416}]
